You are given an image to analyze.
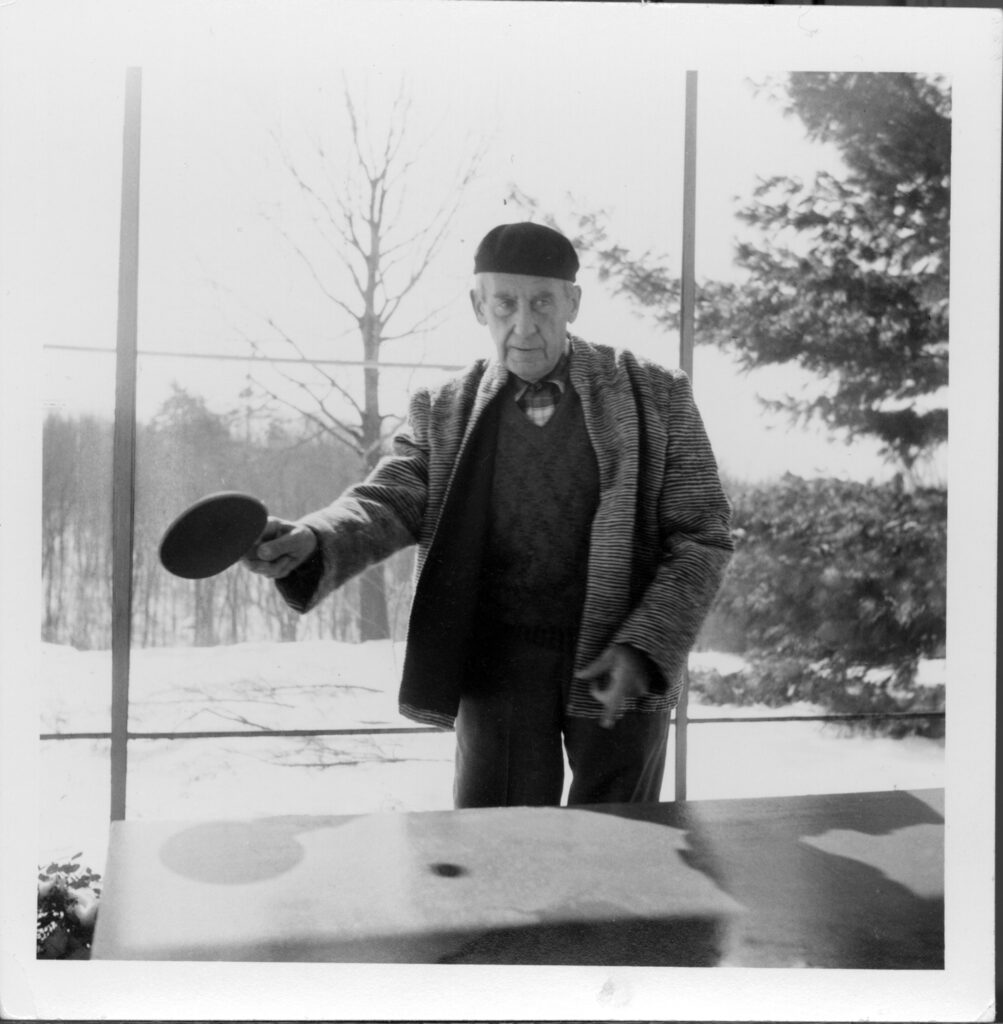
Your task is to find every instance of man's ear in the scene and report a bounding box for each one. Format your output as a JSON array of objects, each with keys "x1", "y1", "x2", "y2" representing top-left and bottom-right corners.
[
  {"x1": 567, "y1": 284, "x2": 582, "y2": 324},
  {"x1": 470, "y1": 288, "x2": 488, "y2": 325}
]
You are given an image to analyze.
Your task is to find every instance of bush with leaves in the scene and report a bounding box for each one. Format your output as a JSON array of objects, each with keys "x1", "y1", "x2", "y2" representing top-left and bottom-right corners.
[
  {"x1": 37, "y1": 856, "x2": 102, "y2": 959},
  {"x1": 695, "y1": 474, "x2": 946, "y2": 734}
]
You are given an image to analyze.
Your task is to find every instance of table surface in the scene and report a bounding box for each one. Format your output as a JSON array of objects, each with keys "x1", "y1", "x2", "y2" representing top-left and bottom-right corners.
[{"x1": 92, "y1": 788, "x2": 943, "y2": 967}]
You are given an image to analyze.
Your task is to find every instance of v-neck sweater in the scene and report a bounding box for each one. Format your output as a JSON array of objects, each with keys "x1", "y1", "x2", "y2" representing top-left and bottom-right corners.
[{"x1": 477, "y1": 385, "x2": 600, "y2": 630}]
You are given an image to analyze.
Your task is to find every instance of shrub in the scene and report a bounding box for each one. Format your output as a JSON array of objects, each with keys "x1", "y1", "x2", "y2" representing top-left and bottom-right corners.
[
  {"x1": 695, "y1": 474, "x2": 946, "y2": 732},
  {"x1": 689, "y1": 656, "x2": 944, "y2": 738},
  {"x1": 37, "y1": 857, "x2": 102, "y2": 959}
]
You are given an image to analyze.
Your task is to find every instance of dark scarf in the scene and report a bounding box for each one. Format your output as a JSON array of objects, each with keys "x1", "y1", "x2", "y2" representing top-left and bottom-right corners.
[{"x1": 398, "y1": 394, "x2": 503, "y2": 724}]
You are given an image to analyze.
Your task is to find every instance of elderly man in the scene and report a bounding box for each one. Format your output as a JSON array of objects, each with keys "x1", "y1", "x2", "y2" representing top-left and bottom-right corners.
[{"x1": 245, "y1": 222, "x2": 733, "y2": 808}]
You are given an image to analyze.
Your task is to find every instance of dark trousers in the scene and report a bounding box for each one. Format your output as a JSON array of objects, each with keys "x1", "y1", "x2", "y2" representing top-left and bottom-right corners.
[{"x1": 453, "y1": 631, "x2": 671, "y2": 809}]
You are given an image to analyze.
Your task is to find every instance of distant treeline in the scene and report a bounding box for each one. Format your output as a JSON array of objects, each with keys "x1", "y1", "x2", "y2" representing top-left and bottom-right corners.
[{"x1": 42, "y1": 389, "x2": 414, "y2": 650}]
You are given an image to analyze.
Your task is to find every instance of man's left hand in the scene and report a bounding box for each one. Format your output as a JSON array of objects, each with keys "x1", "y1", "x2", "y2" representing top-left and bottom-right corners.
[{"x1": 575, "y1": 644, "x2": 651, "y2": 729}]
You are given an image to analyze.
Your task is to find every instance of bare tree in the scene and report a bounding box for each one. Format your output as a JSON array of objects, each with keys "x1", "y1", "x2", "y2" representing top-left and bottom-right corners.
[{"x1": 244, "y1": 82, "x2": 483, "y2": 640}]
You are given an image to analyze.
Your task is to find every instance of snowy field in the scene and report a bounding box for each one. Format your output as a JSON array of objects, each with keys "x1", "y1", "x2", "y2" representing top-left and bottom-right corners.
[{"x1": 39, "y1": 640, "x2": 945, "y2": 877}]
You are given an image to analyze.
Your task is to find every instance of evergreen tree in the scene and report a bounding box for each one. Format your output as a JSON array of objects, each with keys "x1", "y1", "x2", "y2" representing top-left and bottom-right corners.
[{"x1": 527, "y1": 72, "x2": 951, "y2": 470}]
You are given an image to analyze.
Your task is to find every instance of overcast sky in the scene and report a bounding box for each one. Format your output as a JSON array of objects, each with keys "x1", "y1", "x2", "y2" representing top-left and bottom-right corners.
[{"x1": 4, "y1": 0, "x2": 943, "y2": 484}]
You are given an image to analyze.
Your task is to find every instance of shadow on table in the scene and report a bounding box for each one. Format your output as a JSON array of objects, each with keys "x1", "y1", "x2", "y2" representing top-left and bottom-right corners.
[
  {"x1": 437, "y1": 913, "x2": 726, "y2": 966},
  {"x1": 159, "y1": 815, "x2": 359, "y2": 884},
  {"x1": 590, "y1": 790, "x2": 944, "y2": 969}
]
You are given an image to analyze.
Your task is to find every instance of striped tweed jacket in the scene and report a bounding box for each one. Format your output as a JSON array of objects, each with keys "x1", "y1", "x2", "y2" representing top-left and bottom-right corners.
[{"x1": 279, "y1": 335, "x2": 734, "y2": 728}]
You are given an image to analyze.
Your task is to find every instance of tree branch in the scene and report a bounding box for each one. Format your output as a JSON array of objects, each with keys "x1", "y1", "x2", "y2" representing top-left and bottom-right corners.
[
  {"x1": 262, "y1": 317, "x2": 365, "y2": 421},
  {"x1": 246, "y1": 371, "x2": 363, "y2": 457}
]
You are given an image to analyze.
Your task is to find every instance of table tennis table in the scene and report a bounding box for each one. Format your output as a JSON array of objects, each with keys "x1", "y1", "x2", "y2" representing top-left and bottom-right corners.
[{"x1": 91, "y1": 788, "x2": 943, "y2": 968}]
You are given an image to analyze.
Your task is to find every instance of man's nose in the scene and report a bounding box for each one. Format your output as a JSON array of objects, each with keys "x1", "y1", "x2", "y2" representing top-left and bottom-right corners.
[{"x1": 513, "y1": 305, "x2": 536, "y2": 337}]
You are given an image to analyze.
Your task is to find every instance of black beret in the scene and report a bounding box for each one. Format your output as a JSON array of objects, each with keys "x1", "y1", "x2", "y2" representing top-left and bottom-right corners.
[{"x1": 473, "y1": 222, "x2": 579, "y2": 282}]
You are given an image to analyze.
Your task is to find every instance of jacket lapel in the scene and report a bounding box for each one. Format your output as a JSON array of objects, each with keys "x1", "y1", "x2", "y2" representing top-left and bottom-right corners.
[{"x1": 569, "y1": 339, "x2": 641, "y2": 667}]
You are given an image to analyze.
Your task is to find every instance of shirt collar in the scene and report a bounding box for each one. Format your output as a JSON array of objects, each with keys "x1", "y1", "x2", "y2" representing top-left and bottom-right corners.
[{"x1": 510, "y1": 345, "x2": 572, "y2": 402}]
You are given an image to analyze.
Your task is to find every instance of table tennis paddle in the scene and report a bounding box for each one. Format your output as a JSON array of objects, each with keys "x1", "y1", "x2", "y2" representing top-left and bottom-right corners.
[{"x1": 159, "y1": 491, "x2": 269, "y2": 579}]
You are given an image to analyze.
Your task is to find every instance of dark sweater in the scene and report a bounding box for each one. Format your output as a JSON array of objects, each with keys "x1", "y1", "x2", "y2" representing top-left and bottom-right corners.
[{"x1": 477, "y1": 386, "x2": 600, "y2": 630}]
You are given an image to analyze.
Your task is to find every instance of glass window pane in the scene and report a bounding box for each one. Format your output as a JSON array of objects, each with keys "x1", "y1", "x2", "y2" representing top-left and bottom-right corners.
[
  {"x1": 680, "y1": 71, "x2": 947, "y2": 799},
  {"x1": 39, "y1": 63, "x2": 950, "y2": 853},
  {"x1": 41, "y1": 346, "x2": 116, "y2": 876}
]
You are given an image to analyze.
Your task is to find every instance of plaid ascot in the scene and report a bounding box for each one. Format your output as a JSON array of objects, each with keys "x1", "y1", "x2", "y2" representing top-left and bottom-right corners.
[{"x1": 512, "y1": 352, "x2": 570, "y2": 426}]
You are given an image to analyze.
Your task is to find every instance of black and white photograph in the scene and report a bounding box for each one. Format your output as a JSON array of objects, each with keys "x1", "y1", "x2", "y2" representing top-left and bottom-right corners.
[{"x1": 0, "y1": 1, "x2": 998, "y2": 1020}]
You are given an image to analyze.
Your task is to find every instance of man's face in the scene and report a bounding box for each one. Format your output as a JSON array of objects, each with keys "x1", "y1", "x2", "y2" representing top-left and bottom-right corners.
[{"x1": 470, "y1": 273, "x2": 582, "y2": 382}]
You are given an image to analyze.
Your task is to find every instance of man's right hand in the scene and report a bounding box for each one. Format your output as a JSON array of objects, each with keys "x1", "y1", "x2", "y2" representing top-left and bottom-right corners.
[{"x1": 242, "y1": 517, "x2": 318, "y2": 579}]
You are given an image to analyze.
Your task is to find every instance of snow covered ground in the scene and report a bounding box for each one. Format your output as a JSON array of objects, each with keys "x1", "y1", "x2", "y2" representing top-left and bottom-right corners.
[{"x1": 39, "y1": 640, "x2": 945, "y2": 877}]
